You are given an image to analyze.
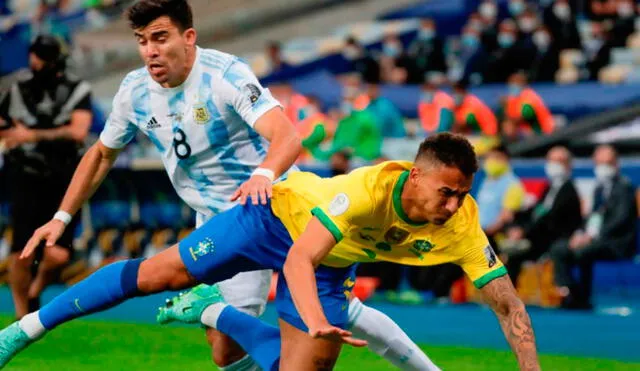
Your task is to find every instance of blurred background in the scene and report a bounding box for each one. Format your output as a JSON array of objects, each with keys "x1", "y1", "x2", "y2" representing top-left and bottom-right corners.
[{"x1": 0, "y1": 0, "x2": 639, "y2": 369}]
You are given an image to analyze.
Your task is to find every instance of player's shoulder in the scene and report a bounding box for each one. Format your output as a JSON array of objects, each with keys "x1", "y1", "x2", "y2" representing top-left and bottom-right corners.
[
  {"x1": 199, "y1": 48, "x2": 238, "y2": 76},
  {"x1": 451, "y1": 195, "x2": 480, "y2": 229},
  {"x1": 120, "y1": 67, "x2": 149, "y2": 90}
]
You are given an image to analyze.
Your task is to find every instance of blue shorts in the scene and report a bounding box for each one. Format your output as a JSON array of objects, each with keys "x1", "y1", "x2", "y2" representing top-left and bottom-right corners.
[{"x1": 178, "y1": 201, "x2": 357, "y2": 331}]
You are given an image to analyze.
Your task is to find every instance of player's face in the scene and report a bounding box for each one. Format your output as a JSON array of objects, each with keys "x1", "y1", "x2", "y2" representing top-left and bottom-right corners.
[
  {"x1": 134, "y1": 16, "x2": 196, "y2": 87},
  {"x1": 410, "y1": 165, "x2": 473, "y2": 225}
]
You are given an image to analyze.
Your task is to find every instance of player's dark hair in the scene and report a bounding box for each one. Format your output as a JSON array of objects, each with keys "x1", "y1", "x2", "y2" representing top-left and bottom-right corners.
[
  {"x1": 127, "y1": 0, "x2": 193, "y2": 31},
  {"x1": 415, "y1": 133, "x2": 478, "y2": 177}
]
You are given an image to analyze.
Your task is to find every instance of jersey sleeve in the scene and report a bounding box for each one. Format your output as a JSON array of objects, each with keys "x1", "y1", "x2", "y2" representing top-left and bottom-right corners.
[
  {"x1": 456, "y1": 201, "x2": 508, "y2": 289},
  {"x1": 310, "y1": 169, "x2": 375, "y2": 243},
  {"x1": 99, "y1": 83, "x2": 138, "y2": 149},
  {"x1": 221, "y1": 60, "x2": 281, "y2": 127}
]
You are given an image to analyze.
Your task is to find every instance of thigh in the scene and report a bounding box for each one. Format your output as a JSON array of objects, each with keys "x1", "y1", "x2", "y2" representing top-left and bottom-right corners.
[
  {"x1": 217, "y1": 269, "x2": 272, "y2": 316},
  {"x1": 279, "y1": 319, "x2": 342, "y2": 371},
  {"x1": 276, "y1": 265, "x2": 357, "y2": 333}
]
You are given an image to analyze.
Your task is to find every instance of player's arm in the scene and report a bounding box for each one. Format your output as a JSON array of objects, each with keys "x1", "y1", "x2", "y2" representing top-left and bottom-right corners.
[
  {"x1": 481, "y1": 276, "x2": 539, "y2": 371},
  {"x1": 222, "y1": 60, "x2": 302, "y2": 205}
]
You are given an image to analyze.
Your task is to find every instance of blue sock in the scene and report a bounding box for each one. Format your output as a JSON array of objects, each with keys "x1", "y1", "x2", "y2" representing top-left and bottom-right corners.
[
  {"x1": 216, "y1": 306, "x2": 281, "y2": 371},
  {"x1": 39, "y1": 259, "x2": 144, "y2": 329}
]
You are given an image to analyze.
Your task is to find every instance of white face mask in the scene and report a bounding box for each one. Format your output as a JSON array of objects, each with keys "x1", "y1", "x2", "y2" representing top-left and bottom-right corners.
[
  {"x1": 618, "y1": 3, "x2": 634, "y2": 18},
  {"x1": 594, "y1": 164, "x2": 617, "y2": 183},
  {"x1": 553, "y1": 3, "x2": 571, "y2": 20},
  {"x1": 479, "y1": 3, "x2": 497, "y2": 19},
  {"x1": 519, "y1": 17, "x2": 537, "y2": 33},
  {"x1": 545, "y1": 161, "x2": 567, "y2": 182},
  {"x1": 533, "y1": 31, "x2": 550, "y2": 49}
]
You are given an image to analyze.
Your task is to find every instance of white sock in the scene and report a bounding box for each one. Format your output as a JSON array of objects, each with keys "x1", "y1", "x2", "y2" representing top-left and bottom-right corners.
[
  {"x1": 18, "y1": 311, "x2": 46, "y2": 340},
  {"x1": 218, "y1": 354, "x2": 261, "y2": 371},
  {"x1": 200, "y1": 303, "x2": 229, "y2": 329},
  {"x1": 348, "y1": 298, "x2": 441, "y2": 371}
]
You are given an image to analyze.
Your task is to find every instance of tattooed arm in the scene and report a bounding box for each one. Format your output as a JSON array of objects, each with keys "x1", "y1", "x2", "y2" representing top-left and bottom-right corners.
[{"x1": 481, "y1": 275, "x2": 540, "y2": 370}]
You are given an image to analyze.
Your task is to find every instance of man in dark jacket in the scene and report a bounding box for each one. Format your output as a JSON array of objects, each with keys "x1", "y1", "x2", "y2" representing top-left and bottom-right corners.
[
  {"x1": 551, "y1": 144, "x2": 637, "y2": 309},
  {"x1": 503, "y1": 146, "x2": 582, "y2": 285}
]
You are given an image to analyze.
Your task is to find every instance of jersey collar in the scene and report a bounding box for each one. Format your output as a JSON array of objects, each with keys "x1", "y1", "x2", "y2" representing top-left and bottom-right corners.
[{"x1": 392, "y1": 171, "x2": 428, "y2": 226}]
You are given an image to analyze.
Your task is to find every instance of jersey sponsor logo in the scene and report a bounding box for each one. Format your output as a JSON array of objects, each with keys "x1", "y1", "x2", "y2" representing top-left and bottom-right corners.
[
  {"x1": 193, "y1": 103, "x2": 211, "y2": 124},
  {"x1": 328, "y1": 193, "x2": 350, "y2": 216},
  {"x1": 384, "y1": 227, "x2": 410, "y2": 244},
  {"x1": 243, "y1": 83, "x2": 262, "y2": 104},
  {"x1": 146, "y1": 116, "x2": 161, "y2": 129},
  {"x1": 408, "y1": 239, "x2": 434, "y2": 260},
  {"x1": 188, "y1": 238, "x2": 215, "y2": 261},
  {"x1": 483, "y1": 245, "x2": 497, "y2": 268}
]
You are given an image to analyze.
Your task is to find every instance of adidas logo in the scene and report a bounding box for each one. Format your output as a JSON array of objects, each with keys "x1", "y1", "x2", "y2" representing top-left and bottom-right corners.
[{"x1": 146, "y1": 117, "x2": 161, "y2": 129}]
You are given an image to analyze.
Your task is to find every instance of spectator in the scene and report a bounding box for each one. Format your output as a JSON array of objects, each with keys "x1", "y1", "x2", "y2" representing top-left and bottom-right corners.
[
  {"x1": 551, "y1": 145, "x2": 637, "y2": 309},
  {"x1": 452, "y1": 80, "x2": 498, "y2": 136},
  {"x1": 502, "y1": 146, "x2": 582, "y2": 286},
  {"x1": 508, "y1": 0, "x2": 528, "y2": 18},
  {"x1": 405, "y1": 18, "x2": 447, "y2": 84},
  {"x1": 585, "y1": 21, "x2": 613, "y2": 80},
  {"x1": 528, "y1": 25, "x2": 560, "y2": 82},
  {"x1": 453, "y1": 26, "x2": 488, "y2": 85},
  {"x1": 485, "y1": 19, "x2": 528, "y2": 82},
  {"x1": 271, "y1": 83, "x2": 308, "y2": 126},
  {"x1": 342, "y1": 36, "x2": 380, "y2": 84},
  {"x1": 503, "y1": 72, "x2": 555, "y2": 135},
  {"x1": 500, "y1": 118, "x2": 522, "y2": 144},
  {"x1": 303, "y1": 85, "x2": 381, "y2": 162},
  {"x1": 590, "y1": 0, "x2": 620, "y2": 21},
  {"x1": 360, "y1": 82, "x2": 406, "y2": 138},
  {"x1": 296, "y1": 96, "x2": 335, "y2": 163},
  {"x1": 418, "y1": 73, "x2": 454, "y2": 134},
  {"x1": 265, "y1": 40, "x2": 291, "y2": 74},
  {"x1": 0, "y1": 35, "x2": 92, "y2": 318},
  {"x1": 610, "y1": 0, "x2": 636, "y2": 47},
  {"x1": 544, "y1": 0, "x2": 583, "y2": 51},
  {"x1": 478, "y1": 0, "x2": 499, "y2": 53},
  {"x1": 379, "y1": 32, "x2": 408, "y2": 83},
  {"x1": 476, "y1": 145, "x2": 525, "y2": 246}
]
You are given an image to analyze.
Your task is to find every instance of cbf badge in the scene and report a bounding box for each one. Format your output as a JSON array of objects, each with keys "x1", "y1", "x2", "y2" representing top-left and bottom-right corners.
[{"x1": 193, "y1": 103, "x2": 211, "y2": 124}]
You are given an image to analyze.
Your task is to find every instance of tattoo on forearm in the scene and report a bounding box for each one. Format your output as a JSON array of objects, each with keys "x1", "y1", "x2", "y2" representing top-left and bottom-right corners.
[{"x1": 482, "y1": 276, "x2": 539, "y2": 370}]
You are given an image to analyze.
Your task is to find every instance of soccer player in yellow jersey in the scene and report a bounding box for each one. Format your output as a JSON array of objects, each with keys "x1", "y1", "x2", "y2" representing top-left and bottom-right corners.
[{"x1": 0, "y1": 133, "x2": 539, "y2": 371}]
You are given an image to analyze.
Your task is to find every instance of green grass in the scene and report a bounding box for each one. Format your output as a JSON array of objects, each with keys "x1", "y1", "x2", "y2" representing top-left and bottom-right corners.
[{"x1": 1, "y1": 315, "x2": 638, "y2": 370}]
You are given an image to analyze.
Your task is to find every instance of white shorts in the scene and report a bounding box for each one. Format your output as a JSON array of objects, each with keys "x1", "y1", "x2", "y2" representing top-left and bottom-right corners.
[{"x1": 196, "y1": 212, "x2": 272, "y2": 317}]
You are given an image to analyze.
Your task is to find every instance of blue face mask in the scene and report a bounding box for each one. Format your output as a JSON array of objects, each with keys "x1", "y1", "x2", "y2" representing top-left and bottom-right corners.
[
  {"x1": 462, "y1": 34, "x2": 479, "y2": 49},
  {"x1": 508, "y1": 84, "x2": 522, "y2": 96},
  {"x1": 418, "y1": 28, "x2": 435, "y2": 41},
  {"x1": 383, "y1": 43, "x2": 401, "y2": 57},
  {"x1": 509, "y1": 1, "x2": 525, "y2": 16},
  {"x1": 421, "y1": 91, "x2": 434, "y2": 103},
  {"x1": 498, "y1": 33, "x2": 515, "y2": 48}
]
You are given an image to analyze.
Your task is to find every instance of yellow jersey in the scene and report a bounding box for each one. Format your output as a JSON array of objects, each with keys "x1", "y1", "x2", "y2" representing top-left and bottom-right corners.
[{"x1": 271, "y1": 161, "x2": 507, "y2": 288}]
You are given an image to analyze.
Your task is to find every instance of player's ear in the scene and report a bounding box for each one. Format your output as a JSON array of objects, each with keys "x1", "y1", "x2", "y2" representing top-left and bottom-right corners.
[{"x1": 183, "y1": 28, "x2": 196, "y2": 47}]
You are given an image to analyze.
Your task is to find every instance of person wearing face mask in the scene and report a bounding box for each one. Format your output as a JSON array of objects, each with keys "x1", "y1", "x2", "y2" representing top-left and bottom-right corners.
[
  {"x1": 543, "y1": 0, "x2": 582, "y2": 50},
  {"x1": 406, "y1": 18, "x2": 447, "y2": 83},
  {"x1": 342, "y1": 36, "x2": 380, "y2": 84},
  {"x1": 610, "y1": 0, "x2": 636, "y2": 47},
  {"x1": 452, "y1": 80, "x2": 498, "y2": 136},
  {"x1": 528, "y1": 26, "x2": 560, "y2": 82},
  {"x1": 501, "y1": 146, "x2": 582, "y2": 287},
  {"x1": 476, "y1": 145, "x2": 525, "y2": 246},
  {"x1": 296, "y1": 96, "x2": 336, "y2": 163},
  {"x1": 379, "y1": 33, "x2": 410, "y2": 83},
  {"x1": 550, "y1": 145, "x2": 637, "y2": 310},
  {"x1": 503, "y1": 72, "x2": 555, "y2": 136},
  {"x1": 509, "y1": 0, "x2": 527, "y2": 17},
  {"x1": 485, "y1": 19, "x2": 529, "y2": 83},
  {"x1": 0, "y1": 34, "x2": 92, "y2": 319},
  {"x1": 418, "y1": 73, "x2": 455, "y2": 134}
]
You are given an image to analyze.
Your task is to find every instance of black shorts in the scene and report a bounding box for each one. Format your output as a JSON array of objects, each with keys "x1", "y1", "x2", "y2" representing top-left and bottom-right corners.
[{"x1": 9, "y1": 172, "x2": 79, "y2": 257}]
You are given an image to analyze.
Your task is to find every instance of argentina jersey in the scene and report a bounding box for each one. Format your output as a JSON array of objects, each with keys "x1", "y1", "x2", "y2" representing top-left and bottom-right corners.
[{"x1": 99, "y1": 47, "x2": 283, "y2": 217}]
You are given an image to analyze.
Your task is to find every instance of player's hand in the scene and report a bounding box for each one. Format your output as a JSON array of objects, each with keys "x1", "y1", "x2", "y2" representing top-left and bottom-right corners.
[
  {"x1": 20, "y1": 219, "x2": 66, "y2": 259},
  {"x1": 230, "y1": 174, "x2": 273, "y2": 205},
  {"x1": 309, "y1": 325, "x2": 368, "y2": 347},
  {"x1": 0, "y1": 122, "x2": 36, "y2": 150}
]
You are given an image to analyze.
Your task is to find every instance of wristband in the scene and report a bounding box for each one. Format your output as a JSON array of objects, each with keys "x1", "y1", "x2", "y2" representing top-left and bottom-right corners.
[
  {"x1": 252, "y1": 168, "x2": 275, "y2": 182},
  {"x1": 53, "y1": 211, "x2": 73, "y2": 225}
]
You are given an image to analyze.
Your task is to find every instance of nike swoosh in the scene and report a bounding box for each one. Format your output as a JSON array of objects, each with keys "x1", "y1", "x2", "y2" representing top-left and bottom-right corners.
[
  {"x1": 74, "y1": 299, "x2": 85, "y2": 313},
  {"x1": 182, "y1": 306, "x2": 192, "y2": 314}
]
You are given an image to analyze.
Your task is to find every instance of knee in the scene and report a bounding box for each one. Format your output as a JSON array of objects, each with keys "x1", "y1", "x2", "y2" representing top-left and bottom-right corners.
[
  {"x1": 210, "y1": 333, "x2": 246, "y2": 367},
  {"x1": 9, "y1": 254, "x2": 32, "y2": 272},
  {"x1": 137, "y1": 260, "x2": 171, "y2": 293}
]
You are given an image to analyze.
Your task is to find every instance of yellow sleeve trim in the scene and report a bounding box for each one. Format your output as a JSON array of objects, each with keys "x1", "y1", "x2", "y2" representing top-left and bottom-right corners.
[
  {"x1": 311, "y1": 207, "x2": 344, "y2": 243},
  {"x1": 473, "y1": 266, "x2": 508, "y2": 289}
]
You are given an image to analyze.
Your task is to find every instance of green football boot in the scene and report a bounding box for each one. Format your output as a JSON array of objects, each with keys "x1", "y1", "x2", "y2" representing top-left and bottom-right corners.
[
  {"x1": 0, "y1": 322, "x2": 35, "y2": 368},
  {"x1": 156, "y1": 283, "x2": 226, "y2": 325}
]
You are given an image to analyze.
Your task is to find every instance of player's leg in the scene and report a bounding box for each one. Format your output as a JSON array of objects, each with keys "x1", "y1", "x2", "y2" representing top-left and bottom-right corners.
[
  {"x1": 279, "y1": 319, "x2": 342, "y2": 371},
  {"x1": 347, "y1": 297, "x2": 441, "y2": 370},
  {"x1": 27, "y1": 245, "x2": 71, "y2": 310},
  {"x1": 205, "y1": 269, "x2": 272, "y2": 369}
]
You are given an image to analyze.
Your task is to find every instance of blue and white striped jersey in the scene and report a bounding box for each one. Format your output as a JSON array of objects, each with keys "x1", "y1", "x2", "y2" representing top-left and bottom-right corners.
[{"x1": 100, "y1": 47, "x2": 282, "y2": 219}]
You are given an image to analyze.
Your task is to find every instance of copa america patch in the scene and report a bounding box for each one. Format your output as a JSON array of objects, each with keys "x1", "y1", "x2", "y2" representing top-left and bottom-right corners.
[
  {"x1": 328, "y1": 193, "x2": 350, "y2": 216},
  {"x1": 243, "y1": 83, "x2": 262, "y2": 104},
  {"x1": 483, "y1": 245, "x2": 497, "y2": 268}
]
